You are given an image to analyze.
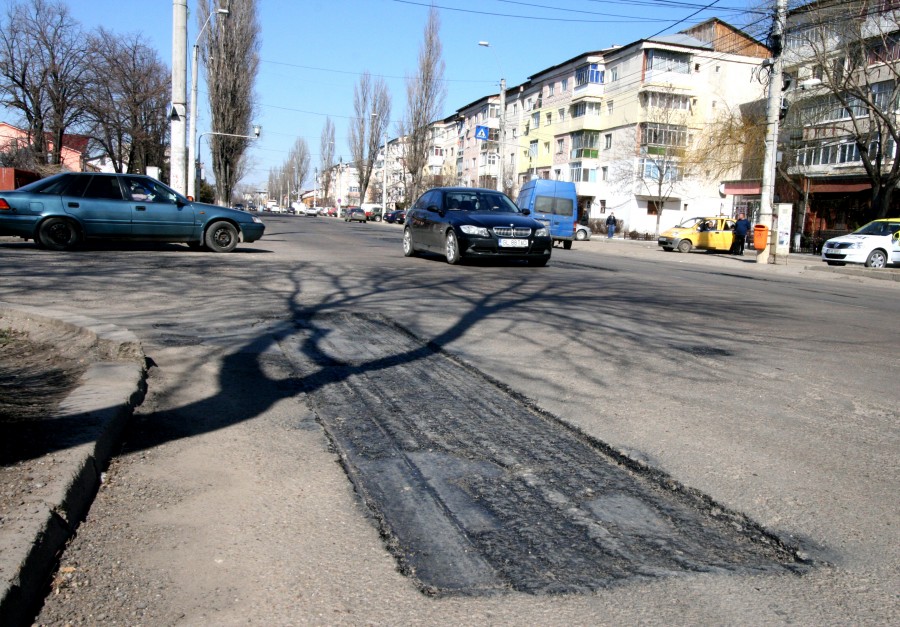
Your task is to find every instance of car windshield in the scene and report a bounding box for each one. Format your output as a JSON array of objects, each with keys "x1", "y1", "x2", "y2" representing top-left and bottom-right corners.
[
  {"x1": 854, "y1": 221, "x2": 900, "y2": 236},
  {"x1": 445, "y1": 191, "x2": 520, "y2": 213}
]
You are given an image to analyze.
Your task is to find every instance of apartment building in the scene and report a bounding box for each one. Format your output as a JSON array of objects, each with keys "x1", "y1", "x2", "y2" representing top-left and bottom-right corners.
[
  {"x1": 779, "y1": 0, "x2": 900, "y2": 232},
  {"x1": 453, "y1": 19, "x2": 768, "y2": 234}
]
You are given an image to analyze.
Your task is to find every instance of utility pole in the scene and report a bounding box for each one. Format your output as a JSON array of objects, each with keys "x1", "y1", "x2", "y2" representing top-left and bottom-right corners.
[
  {"x1": 170, "y1": 0, "x2": 188, "y2": 194},
  {"x1": 757, "y1": 0, "x2": 787, "y2": 264}
]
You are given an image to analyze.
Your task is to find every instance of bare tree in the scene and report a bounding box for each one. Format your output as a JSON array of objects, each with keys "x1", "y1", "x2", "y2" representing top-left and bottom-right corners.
[
  {"x1": 201, "y1": 0, "x2": 260, "y2": 205},
  {"x1": 784, "y1": 0, "x2": 900, "y2": 218},
  {"x1": 399, "y1": 6, "x2": 445, "y2": 201},
  {"x1": 608, "y1": 88, "x2": 698, "y2": 236},
  {"x1": 348, "y1": 72, "x2": 391, "y2": 203},
  {"x1": 84, "y1": 29, "x2": 169, "y2": 175},
  {"x1": 320, "y1": 117, "x2": 336, "y2": 205},
  {"x1": 0, "y1": 0, "x2": 89, "y2": 169}
]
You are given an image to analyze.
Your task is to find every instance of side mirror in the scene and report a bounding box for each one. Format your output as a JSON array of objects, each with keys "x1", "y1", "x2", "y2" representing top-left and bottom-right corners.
[
  {"x1": 520, "y1": 208, "x2": 531, "y2": 216},
  {"x1": 185, "y1": 195, "x2": 194, "y2": 202}
]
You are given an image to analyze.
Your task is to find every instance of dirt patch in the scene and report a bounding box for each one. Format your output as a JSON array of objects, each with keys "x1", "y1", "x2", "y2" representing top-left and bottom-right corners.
[{"x1": 0, "y1": 327, "x2": 89, "y2": 533}]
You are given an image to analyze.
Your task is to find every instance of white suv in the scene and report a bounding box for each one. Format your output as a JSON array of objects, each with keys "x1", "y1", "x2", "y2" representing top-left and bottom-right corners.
[{"x1": 822, "y1": 219, "x2": 900, "y2": 268}]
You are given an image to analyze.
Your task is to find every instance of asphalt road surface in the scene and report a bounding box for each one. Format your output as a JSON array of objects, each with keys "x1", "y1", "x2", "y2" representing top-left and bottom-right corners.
[{"x1": 1, "y1": 215, "x2": 897, "y2": 625}]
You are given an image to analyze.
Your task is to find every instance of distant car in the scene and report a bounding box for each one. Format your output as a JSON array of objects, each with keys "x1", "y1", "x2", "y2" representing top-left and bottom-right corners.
[
  {"x1": 233, "y1": 203, "x2": 245, "y2": 211},
  {"x1": 302, "y1": 205, "x2": 320, "y2": 216},
  {"x1": 0, "y1": 172, "x2": 265, "y2": 252},
  {"x1": 345, "y1": 207, "x2": 367, "y2": 223},
  {"x1": 821, "y1": 218, "x2": 900, "y2": 268},
  {"x1": 657, "y1": 216, "x2": 737, "y2": 253},
  {"x1": 403, "y1": 186, "x2": 551, "y2": 266},
  {"x1": 361, "y1": 203, "x2": 383, "y2": 222},
  {"x1": 575, "y1": 224, "x2": 591, "y2": 241},
  {"x1": 384, "y1": 209, "x2": 406, "y2": 224},
  {"x1": 269, "y1": 205, "x2": 286, "y2": 214}
]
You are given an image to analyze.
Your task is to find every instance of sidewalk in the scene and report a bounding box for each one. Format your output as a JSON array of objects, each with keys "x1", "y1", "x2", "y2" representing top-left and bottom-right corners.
[
  {"x1": 570, "y1": 233, "x2": 900, "y2": 285},
  {"x1": 0, "y1": 304, "x2": 146, "y2": 626}
]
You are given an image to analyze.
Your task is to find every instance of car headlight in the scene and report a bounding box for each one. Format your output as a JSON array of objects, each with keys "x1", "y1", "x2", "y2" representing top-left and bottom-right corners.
[
  {"x1": 460, "y1": 224, "x2": 490, "y2": 237},
  {"x1": 535, "y1": 227, "x2": 549, "y2": 237},
  {"x1": 251, "y1": 216, "x2": 263, "y2": 224},
  {"x1": 847, "y1": 242, "x2": 861, "y2": 249}
]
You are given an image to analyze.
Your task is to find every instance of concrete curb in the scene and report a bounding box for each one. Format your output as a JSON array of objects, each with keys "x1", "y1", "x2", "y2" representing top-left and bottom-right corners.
[{"x1": 0, "y1": 303, "x2": 147, "y2": 626}]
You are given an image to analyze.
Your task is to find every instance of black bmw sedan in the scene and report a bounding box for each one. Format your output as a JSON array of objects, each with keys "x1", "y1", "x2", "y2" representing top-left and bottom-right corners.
[{"x1": 402, "y1": 187, "x2": 551, "y2": 266}]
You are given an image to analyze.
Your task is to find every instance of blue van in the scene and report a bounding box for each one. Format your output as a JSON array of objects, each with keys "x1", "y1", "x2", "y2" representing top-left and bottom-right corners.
[{"x1": 516, "y1": 179, "x2": 578, "y2": 249}]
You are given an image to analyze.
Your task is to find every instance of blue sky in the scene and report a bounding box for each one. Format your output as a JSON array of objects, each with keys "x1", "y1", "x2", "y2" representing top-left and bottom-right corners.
[{"x1": 60, "y1": 0, "x2": 768, "y2": 189}]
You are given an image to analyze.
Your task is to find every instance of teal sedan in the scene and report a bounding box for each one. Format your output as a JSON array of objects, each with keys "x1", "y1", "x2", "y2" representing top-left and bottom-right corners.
[{"x1": 0, "y1": 173, "x2": 265, "y2": 252}]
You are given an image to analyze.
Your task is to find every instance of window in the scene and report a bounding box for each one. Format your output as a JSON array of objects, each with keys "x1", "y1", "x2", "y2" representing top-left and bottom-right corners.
[
  {"x1": 546, "y1": 112, "x2": 552, "y2": 126},
  {"x1": 607, "y1": 100, "x2": 614, "y2": 114},
  {"x1": 598, "y1": 199, "x2": 606, "y2": 214},
  {"x1": 432, "y1": 147, "x2": 444, "y2": 157},
  {"x1": 532, "y1": 112, "x2": 540, "y2": 128},
  {"x1": 84, "y1": 176, "x2": 124, "y2": 201},
  {"x1": 556, "y1": 138, "x2": 565, "y2": 154},
  {"x1": 544, "y1": 141, "x2": 550, "y2": 154},
  {"x1": 548, "y1": 83, "x2": 555, "y2": 96},
  {"x1": 601, "y1": 166, "x2": 608, "y2": 181},
  {"x1": 801, "y1": 93, "x2": 868, "y2": 123},
  {"x1": 643, "y1": 91, "x2": 691, "y2": 110},
  {"x1": 605, "y1": 134, "x2": 612, "y2": 149},
  {"x1": 488, "y1": 104, "x2": 499, "y2": 118},
  {"x1": 639, "y1": 158, "x2": 682, "y2": 181},
  {"x1": 529, "y1": 140, "x2": 538, "y2": 157},
  {"x1": 872, "y1": 80, "x2": 897, "y2": 111},
  {"x1": 647, "y1": 200, "x2": 662, "y2": 215},
  {"x1": 575, "y1": 63, "x2": 604, "y2": 86},
  {"x1": 570, "y1": 131, "x2": 600, "y2": 159},
  {"x1": 646, "y1": 49, "x2": 690, "y2": 74},
  {"x1": 610, "y1": 66, "x2": 618, "y2": 81},
  {"x1": 640, "y1": 122, "x2": 689, "y2": 149},
  {"x1": 570, "y1": 161, "x2": 597, "y2": 183},
  {"x1": 572, "y1": 102, "x2": 601, "y2": 118},
  {"x1": 558, "y1": 107, "x2": 566, "y2": 122}
]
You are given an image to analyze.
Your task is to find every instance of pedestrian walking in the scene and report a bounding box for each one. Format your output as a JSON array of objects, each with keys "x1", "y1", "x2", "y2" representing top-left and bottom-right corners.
[
  {"x1": 731, "y1": 213, "x2": 751, "y2": 255},
  {"x1": 606, "y1": 213, "x2": 617, "y2": 239}
]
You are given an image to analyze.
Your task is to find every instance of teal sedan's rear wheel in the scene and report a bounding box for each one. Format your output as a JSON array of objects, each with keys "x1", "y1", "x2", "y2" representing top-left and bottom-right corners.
[
  {"x1": 38, "y1": 217, "x2": 80, "y2": 251},
  {"x1": 205, "y1": 221, "x2": 239, "y2": 252}
]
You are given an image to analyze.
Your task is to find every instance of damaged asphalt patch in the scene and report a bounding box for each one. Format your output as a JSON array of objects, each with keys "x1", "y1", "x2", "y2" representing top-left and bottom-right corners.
[{"x1": 280, "y1": 313, "x2": 808, "y2": 596}]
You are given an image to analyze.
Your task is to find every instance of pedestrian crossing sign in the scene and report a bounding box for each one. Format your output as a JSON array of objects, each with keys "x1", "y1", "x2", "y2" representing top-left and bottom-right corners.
[{"x1": 475, "y1": 125, "x2": 489, "y2": 141}]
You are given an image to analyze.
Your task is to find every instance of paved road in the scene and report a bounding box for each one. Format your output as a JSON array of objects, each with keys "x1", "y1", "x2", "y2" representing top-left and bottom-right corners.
[{"x1": 1, "y1": 218, "x2": 898, "y2": 624}]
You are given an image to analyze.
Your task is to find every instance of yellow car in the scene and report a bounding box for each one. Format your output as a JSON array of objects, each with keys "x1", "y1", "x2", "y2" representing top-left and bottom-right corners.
[{"x1": 658, "y1": 216, "x2": 738, "y2": 253}]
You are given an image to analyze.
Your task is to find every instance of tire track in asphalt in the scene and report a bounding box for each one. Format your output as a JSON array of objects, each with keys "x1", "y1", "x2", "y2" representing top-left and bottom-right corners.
[{"x1": 279, "y1": 313, "x2": 807, "y2": 596}]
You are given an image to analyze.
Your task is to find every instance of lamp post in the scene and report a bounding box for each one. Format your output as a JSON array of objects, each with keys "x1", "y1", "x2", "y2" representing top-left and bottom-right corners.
[
  {"x1": 188, "y1": 6, "x2": 229, "y2": 200},
  {"x1": 195, "y1": 125, "x2": 261, "y2": 202},
  {"x1": 479, "y1": 41, "x2": 506, "y2": 193}
]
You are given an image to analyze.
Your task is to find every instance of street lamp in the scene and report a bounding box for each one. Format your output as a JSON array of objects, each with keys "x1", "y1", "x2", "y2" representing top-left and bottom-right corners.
[
  {"x1": 479, "y1": 41, "x2": 506, "y2": 193},
  {"x1": 188, "y1": 6, "x2": 229, "y2": 200},
  {"x1": 195, "y1": 125, "x2": 261, "y2": 200}
]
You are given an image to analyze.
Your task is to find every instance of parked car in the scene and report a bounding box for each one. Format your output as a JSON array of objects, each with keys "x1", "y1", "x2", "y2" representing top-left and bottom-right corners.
[
  {"x1": 302, "y1": 205, "x2": 320, "y2": 216},
  {"x1": 344, "y1": 207, "x2": 367, "y2": 223},
  {"x1": 575, "y1": 224, "x2": 591, "y2": 241},
  {"x1": 821, "y1": 218, "x2": 900, "y2": 268},
  {"x1": 0, "y1": 172, "x2": 265, "y2": 252},
  {"x1": 516, "y1": 179, "x2": 578, "y2": 249},
  {"x1": 657, "y1": 216, "x2": 737, "y2": 253},
  {"x1": 403, "y1": 187, "x2": 551, "y2": 266},
  {"x1": 384, "y1": 209, "x2": 406, "y2": 224},
  {"x1": 361, "y1": 203, "x2": 383, "y2": 221}
]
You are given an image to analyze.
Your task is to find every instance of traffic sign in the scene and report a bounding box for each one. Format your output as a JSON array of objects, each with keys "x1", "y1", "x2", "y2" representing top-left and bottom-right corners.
[{"x1": 475, "y1": 125, "x2": 489, "y2": 141}]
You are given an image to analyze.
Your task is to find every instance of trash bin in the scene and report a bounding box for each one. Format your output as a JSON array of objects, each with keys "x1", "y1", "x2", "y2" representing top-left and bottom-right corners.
[{"x1": 753, "y1": 224, "x2": 769, "y2": 250}]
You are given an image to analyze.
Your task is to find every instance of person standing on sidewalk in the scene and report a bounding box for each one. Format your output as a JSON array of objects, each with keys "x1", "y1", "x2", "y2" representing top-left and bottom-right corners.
[
  {"x1": 731, "y1": 213, "x2": 751, "y2": 255},
  {"x1": 606, "y1": 213, "x2": 617, "y2": 239}
]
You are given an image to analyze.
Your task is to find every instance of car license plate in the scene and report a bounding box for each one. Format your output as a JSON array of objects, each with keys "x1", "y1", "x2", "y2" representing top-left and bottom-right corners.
[{"x1": 499, "y1": 238, "x2": 528, "y2": 248}]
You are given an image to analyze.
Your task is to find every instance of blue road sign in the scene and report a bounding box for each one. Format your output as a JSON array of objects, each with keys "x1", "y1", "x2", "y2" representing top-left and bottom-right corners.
[{"x1": 475, "y1": 125, "x2": 489, "y2": 141}]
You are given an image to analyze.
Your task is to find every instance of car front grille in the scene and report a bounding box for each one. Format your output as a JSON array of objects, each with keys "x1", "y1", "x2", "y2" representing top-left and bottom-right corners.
[{"x1": 492, "y1": 226, "x2": 532, "y2": 238}]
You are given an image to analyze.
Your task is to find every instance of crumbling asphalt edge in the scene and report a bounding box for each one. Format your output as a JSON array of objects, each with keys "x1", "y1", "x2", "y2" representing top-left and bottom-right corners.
[{"x1": 0, "y1": 302, "x2": 147, "y2": 627}]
